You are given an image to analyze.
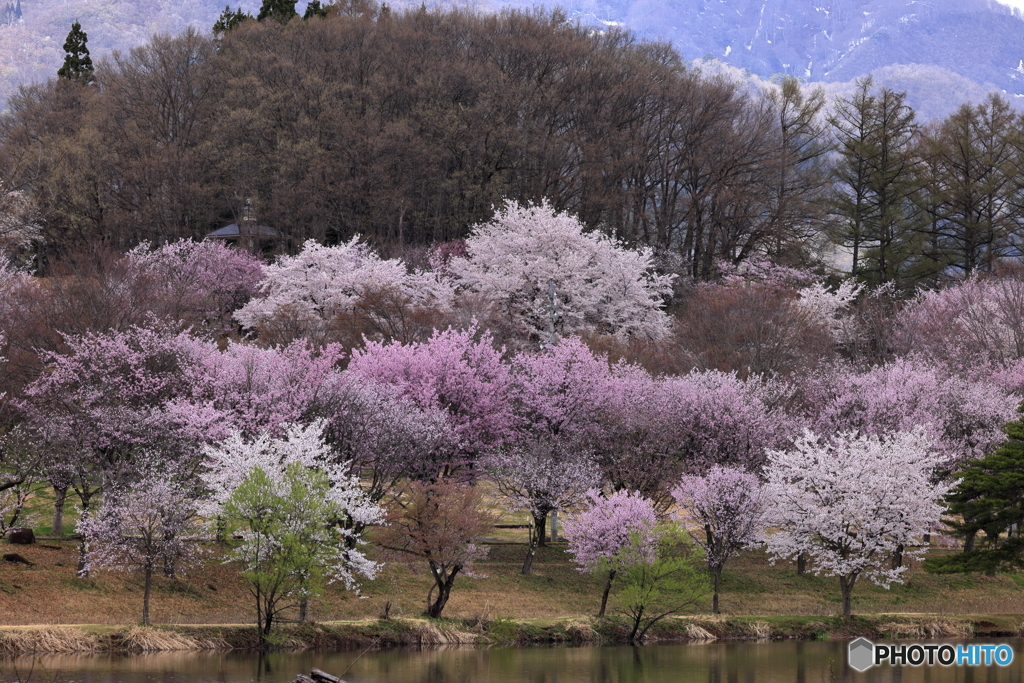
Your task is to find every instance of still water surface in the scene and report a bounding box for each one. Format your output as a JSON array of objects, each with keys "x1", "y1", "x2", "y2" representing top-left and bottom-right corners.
[{"x1": 5, "y1": 639, "x2": 1024, "y2": 683}]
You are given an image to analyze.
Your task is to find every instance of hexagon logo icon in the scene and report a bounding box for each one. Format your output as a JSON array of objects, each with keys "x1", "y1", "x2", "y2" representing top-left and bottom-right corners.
[{"x1": 848, "y1": 637, "x2": 875, "y2": 672}]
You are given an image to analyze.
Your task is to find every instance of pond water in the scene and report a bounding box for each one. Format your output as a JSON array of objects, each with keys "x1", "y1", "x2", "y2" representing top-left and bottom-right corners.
[{"x1": 4, "y1": 639, "x2": 1024, "y2": 683}]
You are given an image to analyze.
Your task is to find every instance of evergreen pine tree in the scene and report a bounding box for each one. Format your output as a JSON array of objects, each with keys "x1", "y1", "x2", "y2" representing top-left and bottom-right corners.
[
  {"x1": 14, "y1": 0, "x2": 20, "y2": 20},
  {"x1": 925, "y1": 407, "x2": 1024, "y2": 574},
  {"x1": 57, "y1": 21, "x2": 94, "y2": 83},
  {"x1": 828, "y1": 77, "x2": 923, "y2": 290},
  {"x1": 213, "y1": 5, "x2": 253, "y2": 34},
  {"x1": 257, "y1": 0, "x2": 298, "y2": 23},
  {"x1": 303, "y1": 0, "x2": 332, "y2": 19}
]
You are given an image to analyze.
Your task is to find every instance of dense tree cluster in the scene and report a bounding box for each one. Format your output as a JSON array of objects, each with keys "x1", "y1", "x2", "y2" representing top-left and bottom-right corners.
[
  {"x1": 0, "y1": 208, "x2": 1022, "y2": 624},
  {"x1": 4, "y1": 12, "x2": 1024, "y2": 291}
]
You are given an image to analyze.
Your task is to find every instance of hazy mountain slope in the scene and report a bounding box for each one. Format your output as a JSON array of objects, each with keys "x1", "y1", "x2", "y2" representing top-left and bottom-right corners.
[
  {"x1": 2, "y1": 0, "x2": 1023, "y2": 118},
  {"x1": 553, "y1": 0, "x2": 1024, "y2": 97},
  {"x1": 0, "y1": 0, "x2": 259, "y2": 110}
]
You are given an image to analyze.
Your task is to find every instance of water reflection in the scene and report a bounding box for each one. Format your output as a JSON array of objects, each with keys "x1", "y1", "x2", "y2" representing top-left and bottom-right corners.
[{"x1": 4, "y1": 639, "x2": 1024, "y2": 683}]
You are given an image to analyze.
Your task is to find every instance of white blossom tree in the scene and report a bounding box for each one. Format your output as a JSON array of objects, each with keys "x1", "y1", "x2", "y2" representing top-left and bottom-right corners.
[
  {"x1": 233, "y1": 237, "x2": 452, "y2": 344},
  {"x1": 0, "y1": 189, "x2": 42, "y2": 264},
  {"x1": 450, "y1": 200, "x2": 674, "y2": 343},
  {"x1": 762, "y1": 429, "x2": 949, "y2": 617},
  {"x1": 204, "y1": 423, "x2": 381, "y2": 634},
  {"x1": 77, "y1": 476, "x2": 204, "y2": 624}
]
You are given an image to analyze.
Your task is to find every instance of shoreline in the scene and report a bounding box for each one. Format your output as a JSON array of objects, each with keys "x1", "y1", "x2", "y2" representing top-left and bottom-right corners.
[{"x1": 0, "y1": 614, "x2": 1018, "y2": 655}]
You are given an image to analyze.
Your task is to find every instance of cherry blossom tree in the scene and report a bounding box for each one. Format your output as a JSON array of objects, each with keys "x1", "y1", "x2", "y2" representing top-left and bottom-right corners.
[
  {"x1": 222, "y1": 462, "x2": 379, "y2": 636},
  {"x1": 762, "y1": 429, "x2": 950, "y2": 617},
  {"x1": 20, "y1": 327, "x2": 226, "y2": 500},
  {"x1": 0, "y1": 427, "x2": 45, "y2": 535},
  {"x1": 896, "y1": 272, "x2": 1024, "y2": 374},
  {"x1": 77, "y1": 476, "x2": 204, "y2": 624},
  {"x1": 673, "y1": 466, "x2": 764, "y2": 613},
  {"x1": 510, "y1": 337, "x2": 612, "y2": 438},
  {"x1": 376, "y1": 478, "x2": 496, "y2": 618},
  {"x1": 125, "y1": 239, "x2": 264, "y2": 333},
  {"x1": 348, "y1": 325, "x2": 514, "y2": 472},
  {"x1": 450, "y1": 200, "x2": 674, "y2": 343},
  {"x1": 798, "y1": 359, "x2": 1017, "y2": 465},
  {"x1": 594, "y1": 366, "x2": 792, "y2": 510},
  {"x1": 0, "y1": 189, "x2": 42, "y2": 265},
  {"x1": 492, "y1": 338, "x2": 613, "y2": 562},
  {"x1": 194, "y1": 339, "x2": 345, "y2": 437},
  {"x1": 201, "y1": 421, "x2": 377, "y2": 520},
  {"x1": 204, "y1": 423, "x2": 381, "y2": 634},
  {"x1": 484, "y1": 437, "x2": 600, "y2": 573},
  {"x1": 561, "y1": 489, "x2": 659, "y2": 617},
  {"x1": 233, "y1": 237, "x2": 452, "y2": 346},
  {"x1": 309, "y1": 377, "x2": 457, "y2": 503}
]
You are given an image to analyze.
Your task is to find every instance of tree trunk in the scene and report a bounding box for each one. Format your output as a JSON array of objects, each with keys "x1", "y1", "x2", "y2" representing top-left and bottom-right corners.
[
  {"x1": 299, "y1": 596, "x2": 308, "y2": 622},
  {"x1": 535, "y1": 512, "x2": 547, "y2": 548},
  {"x1": 52, "y1": 486, "x2": 68, "y2": 536},
  {"x1": 839, "y1": 575, "x2": 855, "y2": 618},
  {"x1": 628, "y1": 604, "x2": 644, "y2": 643},
  {"x1": 796, "y1": 553, "x2": 807, "y2": 576},
  {"x1": 891, "y1": 544, "x2": 904, "y2": 570},
  {"x1": 712, "y1": 570, "x2": 722, "y2": 614},
  {"x1": 142, "y1": 564, "x2": 152, "y2": 625},
  {"x1": 964, "y1": 531, "x2": 976, "y2": 553},
  {"x1": 521, "y1": 523, "x2": 538, "y2": 575},
  {"x1": 598, "y1": 569, "x2": 616, "y2": 618},
  {"x1": 425, "y1": 563, "x2": 460, "y2": 618}
]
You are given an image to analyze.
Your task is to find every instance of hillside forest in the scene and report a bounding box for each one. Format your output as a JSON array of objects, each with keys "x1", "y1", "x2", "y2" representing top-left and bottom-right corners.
[
  {"x1": 4, "y1": 7, "x2": 1024, "y2": 631},
  {"x1": 3, "y1": 8, "x2": 1024, "y2": 289}
]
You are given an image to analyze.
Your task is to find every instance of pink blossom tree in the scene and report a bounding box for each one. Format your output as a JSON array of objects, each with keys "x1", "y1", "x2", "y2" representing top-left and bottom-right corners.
[
  {"x1": 193, "y1": 339, "x2": 345, "y2": 437},
  {"x1": 21, "y1": 326, "x2": 226, "y2": 492},
  {"x1": 484, "y1": 438, "x2": 600, "y2": 573},
  {"x1": 77, "y1": 476, "x2": 204, "y2": 624},
  {"x1": 896, "y1": 272, "x2": 1024, "y2": 374},
  {"x1": 762, "y1": 429, "x2": 950, "y2": 617},
  {"x1": 510, "y1": 338, "x2": 612, "y2": 438},
  {"x1": 490, "y1": 338, "x2": 612, "y2": 562},
  {"x1": 561, "y1": 489, "x2": 659, "y2": 617},
  {"x1": 798, "y1": 359, "x2": 1017, "y2": 464},
  {"x1": 125, "y1": 239, "x2": 265, "y2": 334},
  {"x1": 309, "y1": 377, "x2": 457, "y2": 502},
  {"x1": 450, "y1": 200, "x2": 674, "y2": 344},
  {"x1": 594, "y1": 366, "x2": 792, "y2": 510},
  {"x1": 348, "y1": 325, "x2": 514, "y2": 473},
  {"x1": 673, "y1": 466, "x2": 764, "y2": 613}
]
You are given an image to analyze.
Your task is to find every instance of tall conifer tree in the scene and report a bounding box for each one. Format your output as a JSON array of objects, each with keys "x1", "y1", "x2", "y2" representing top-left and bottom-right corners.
[
  {"x1": 57, "y1": 21, "x2": 94, "y2": 83},
  {"x1": 257, "y1": 0, "x2": 298, "y2": 22}
]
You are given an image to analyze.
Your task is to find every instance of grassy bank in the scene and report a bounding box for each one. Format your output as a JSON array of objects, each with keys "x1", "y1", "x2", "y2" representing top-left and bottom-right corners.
[
  {"x1": 0, "y1": 613, "x2": 1018, "y2": 655},
  {"x1": 3, "y1": 533, "x2": 1024, "y2": 647}
]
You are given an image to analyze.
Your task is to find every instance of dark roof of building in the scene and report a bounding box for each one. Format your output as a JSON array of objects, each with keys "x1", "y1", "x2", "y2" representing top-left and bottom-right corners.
[{"x1": 205, "y1": 223, "x2": 279, "y2": 238}]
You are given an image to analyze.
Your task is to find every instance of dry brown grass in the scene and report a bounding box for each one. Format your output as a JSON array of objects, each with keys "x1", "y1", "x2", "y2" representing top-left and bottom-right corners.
[
  {"x1": 564, "y1": 618, "x2": 601, "y2": 642},
  {"x1": 119, "y1": 626, "x2": 228, "y2": 652},
  {"x1": 412, "y1": 619, "x2": 478, "y2": 645},
  {"x1": 0, "y1": 627, "x2": 100, "y2": 654},
  {"x1": 684, "y1": 622, "x2": 717, "y2": 641},
  {"x1": 878, "y1": 618, "x2": 973, "y2": 639},
  {"x1": 744, "y1": 621, "x2": 772, "y2": 640}
]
